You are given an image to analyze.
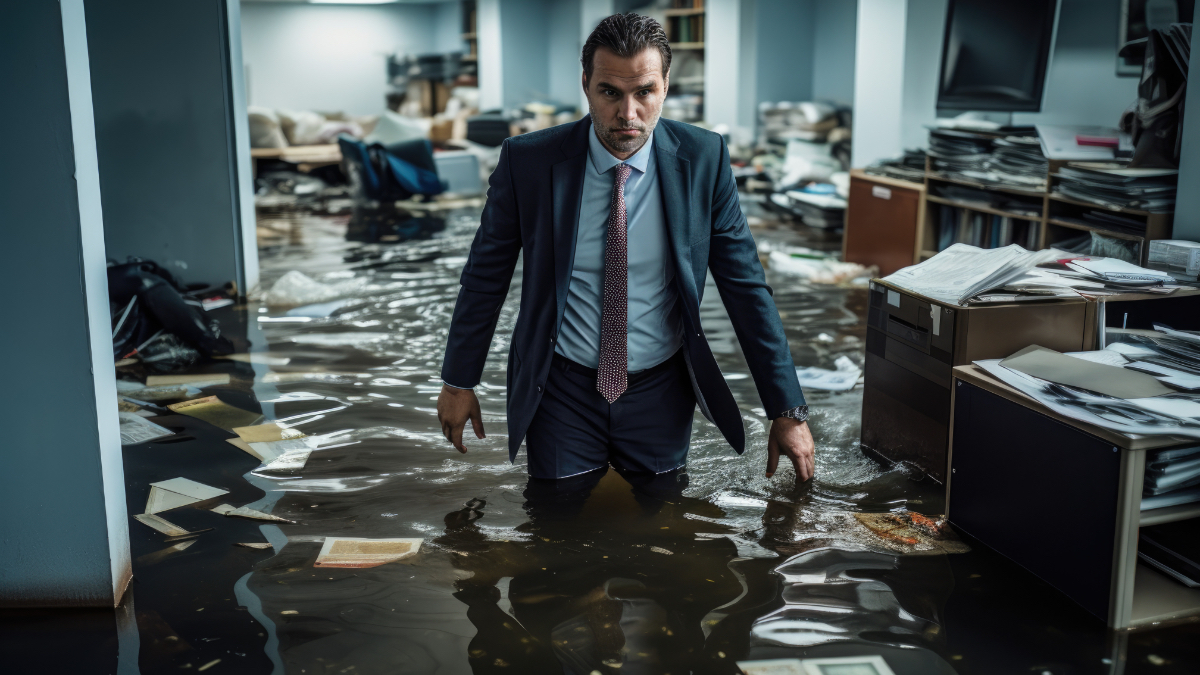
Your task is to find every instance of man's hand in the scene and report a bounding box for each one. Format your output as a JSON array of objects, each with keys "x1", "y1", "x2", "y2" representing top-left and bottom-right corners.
[
  {"x1": 437, "y1": 385, "x2": 485, "y2": 453},
  {"x1": 766, "y1": 417, "x2": 815, "y2": 481}
]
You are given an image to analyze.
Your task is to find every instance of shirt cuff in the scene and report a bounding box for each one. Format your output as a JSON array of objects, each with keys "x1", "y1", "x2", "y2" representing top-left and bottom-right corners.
[
  {"x1": 775, "y1": 405, "x2": 809, "y2": 423},
  {"x1": 442, "y1": 380, "x2": 474, "y2": 390}
]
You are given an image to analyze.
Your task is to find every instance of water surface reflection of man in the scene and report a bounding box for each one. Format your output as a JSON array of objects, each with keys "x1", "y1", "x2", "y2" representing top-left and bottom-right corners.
[
  {"x1": 437, "y1": 468, "x2": 760, "y2": 674},
  {"x1": 437, "y1": 12, "x2": 814, "y2": 483}
]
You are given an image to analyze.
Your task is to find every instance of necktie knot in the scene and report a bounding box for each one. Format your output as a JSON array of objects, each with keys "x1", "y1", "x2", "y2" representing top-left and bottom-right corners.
[{"x1": 615, "y1": 163, "x2": 632, "y2": 186}]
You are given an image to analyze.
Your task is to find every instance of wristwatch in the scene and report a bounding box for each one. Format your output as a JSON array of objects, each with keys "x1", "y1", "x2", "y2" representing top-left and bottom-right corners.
[{"x1": 777, "y1": 405, "x2": 809, "y2": 423}]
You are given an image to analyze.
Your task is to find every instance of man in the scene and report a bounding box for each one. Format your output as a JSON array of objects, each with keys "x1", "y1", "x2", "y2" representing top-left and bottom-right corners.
[{"x1": 438, "y1": 13, "x2": 814, "y2": 482}]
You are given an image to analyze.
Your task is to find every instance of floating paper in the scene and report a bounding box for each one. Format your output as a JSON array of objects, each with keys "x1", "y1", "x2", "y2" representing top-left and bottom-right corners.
[
  {"x1": 145, "y1": 478, "x2": 229, "y2": 514},
  {"x1": 167, "y1": 396, "x2": 264, "y2": 430},
  {"x1": 226, "y1": 437, "x2": 264, "y2": 460},
  {"x1": 217, "y1": 353, "x2": 291, "y2": 366},
  {"x1": 115, "y1": 381, "x2": 190, "y2": 402},
  {"x1": 133, "y1": 513, "x2": 192, "y2": 537},
  {"x1": 261, "y1": 446, "x2": 313, "y2": 472},
  {"x1": 146, "y1": 373, "x2": 231, "y2": 387},
  {"x1": 251, "y1": 438, "x2": 310, "y2": 464},
  {"x1": 795, "y1": 355, "x2": 862, "y2": 391},
  {"x1": 119, "y1": 412, "x2": 174, "y2": 445},
  {"x1": 233, "y1": 423, "x2": 305, "y2": 444},
  {"x1": 236, "y1": 543, "x2": 274, "y2": 550},
  {"x1": 137, "y1": 539, "x2": 197, "y2": 565},
  {"x1": 212, "y1": 503, "x2": 294, "y2": 523},
  {"x1": 736, "y1": 660, "x2": 804, "y2": 675},
  {"x1": 314, "y1": 537, "x2": 422, "y2": 568}
]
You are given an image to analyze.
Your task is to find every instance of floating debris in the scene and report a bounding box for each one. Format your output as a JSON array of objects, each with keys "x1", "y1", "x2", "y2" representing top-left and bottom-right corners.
[{"x1": 314, "y1": 537, "x2": 422, "y2": 568}]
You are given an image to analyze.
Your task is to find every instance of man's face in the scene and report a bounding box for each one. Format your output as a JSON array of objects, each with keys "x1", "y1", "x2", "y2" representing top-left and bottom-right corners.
[{"x1": 583, "y1": 46, "x2": 669, "y2": 159}]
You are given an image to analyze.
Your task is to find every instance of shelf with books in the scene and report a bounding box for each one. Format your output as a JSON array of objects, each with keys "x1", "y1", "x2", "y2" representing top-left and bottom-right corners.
[
  {"x1": 926, "y1": 172, "x2": 1046, "y2": 199},
  {"x1": 925, "y1": 195, "x2": 1040, "y2": 222}
]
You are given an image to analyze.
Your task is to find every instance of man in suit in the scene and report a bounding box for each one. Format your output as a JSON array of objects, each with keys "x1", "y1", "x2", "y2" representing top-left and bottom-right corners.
[{"x1": 437, "y1": 13, "x2": 813, "y2": 482}]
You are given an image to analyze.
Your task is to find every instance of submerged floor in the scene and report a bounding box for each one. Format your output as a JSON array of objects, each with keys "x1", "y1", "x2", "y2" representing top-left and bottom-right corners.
[{"x1": 5, "y1": 201, "x2": 1200, "y2": 674}]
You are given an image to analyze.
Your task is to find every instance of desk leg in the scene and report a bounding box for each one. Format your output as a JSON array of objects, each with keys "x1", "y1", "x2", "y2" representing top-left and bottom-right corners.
[{"x1": 1108, "y1": 448, "x2": 1145, "y2": 629}]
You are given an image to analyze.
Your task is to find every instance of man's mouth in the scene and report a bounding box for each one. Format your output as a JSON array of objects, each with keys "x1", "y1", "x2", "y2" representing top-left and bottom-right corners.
[{"x1": 614, "y1": 129, "x2": 641, "y2": 137}]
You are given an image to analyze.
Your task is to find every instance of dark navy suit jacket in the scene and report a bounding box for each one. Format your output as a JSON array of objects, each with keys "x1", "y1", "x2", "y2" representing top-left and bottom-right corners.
[{"x1": 442, "y1": 115, "x2": 806, "y2": 461}]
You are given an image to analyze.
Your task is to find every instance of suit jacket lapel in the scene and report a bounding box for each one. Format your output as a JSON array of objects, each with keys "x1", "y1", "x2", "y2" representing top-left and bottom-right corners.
[
  {"x1": 551, "y1": 117, "x2": 590, "y2": 324},
  {"x1": 655, "y1": 123, "x2": 697, "y2": 306}
]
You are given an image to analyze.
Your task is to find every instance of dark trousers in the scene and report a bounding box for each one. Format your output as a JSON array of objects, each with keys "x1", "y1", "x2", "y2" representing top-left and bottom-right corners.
[{"x1": 524, "y1": 350, "x2": 697, "y2": 479}]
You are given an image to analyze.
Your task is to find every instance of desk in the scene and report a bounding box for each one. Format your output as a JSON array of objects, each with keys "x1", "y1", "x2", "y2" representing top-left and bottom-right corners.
[{"x1": 948, "y1": 364, "x2": 1200, "y2": 629}]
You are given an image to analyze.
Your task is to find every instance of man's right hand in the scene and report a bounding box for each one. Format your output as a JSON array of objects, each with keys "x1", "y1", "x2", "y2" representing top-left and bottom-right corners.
[{"x1": 437, "y1": 385, "x2": 485, "y2": 453}]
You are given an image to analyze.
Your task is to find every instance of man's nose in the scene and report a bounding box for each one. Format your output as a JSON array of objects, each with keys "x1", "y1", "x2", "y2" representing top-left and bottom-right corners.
[{"x1": 619, "y1": 96, "x2": 639, "y2": 122}]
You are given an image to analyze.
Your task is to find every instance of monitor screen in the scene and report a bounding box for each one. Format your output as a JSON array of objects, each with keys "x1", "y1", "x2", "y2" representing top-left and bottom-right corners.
[{"x1": 936, "y1": 0, "x2": 1058, "y2": 112}]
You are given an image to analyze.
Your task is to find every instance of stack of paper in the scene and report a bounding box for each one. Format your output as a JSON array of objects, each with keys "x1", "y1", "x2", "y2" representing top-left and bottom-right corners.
[
  {"x1": 1054, "y1": 164, "x2": 1178, "y2": 213},
  {"x1": 882, "y1": 244, "x2": 1064, "y2": 306},
  {"x1": 1059, "y1": 257, "x2": 1174, "y2": 284}
]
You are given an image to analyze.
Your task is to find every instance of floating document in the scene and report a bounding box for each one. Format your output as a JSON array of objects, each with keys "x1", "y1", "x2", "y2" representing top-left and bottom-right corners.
[
  {"x1": 145, "y1": 478, "x2": 229, "y2": 514},
  {"x1": 233, "y1": 423, "x2": 305, "y2": 443},
  {"x1": 252, "y1": 439, "x2": 313, "y2": 470},
  {"x1": 146, "y1": 373, "x2": 231, "y2": 387},
  {"x1": 236, "y1": 542, "x2": 274, "y2": 550},
  {"x1": 796, "y1": 355, "x2": 861, "y2": 391},
  {"x1": 167, "y1": 396, "x2": 264, "y2": 430},
  {"x1": 314, "y1": 537, "x2": 423, "y2": 568},
  {"x1": 211, "y1": 503, "x2": 294, "y2": 523},
  {"x1": 118, "y1": 412, "x2": 174, "y2": 445},
  {"x1": 133, "y1": 513, "x2": 198, "y2": 537},
  {"x1": 736, "y1": 660, "x2": 804, "y2": 675},
  {"x1": 115, "y1": 380, "x2": 191, "y2": 402},
  {"x1": 216, "y1": 353, "x2": 291, "y2": 366}
]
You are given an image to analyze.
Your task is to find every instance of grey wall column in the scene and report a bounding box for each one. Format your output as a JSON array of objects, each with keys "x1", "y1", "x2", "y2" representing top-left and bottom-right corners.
[
  {"x1": 1175, "y1": 26, "x2": 1200, "y2": 241},
  {"x1": 85, "y1": 0, "x2": 255, "y2": 293},
  {"x1": 0, "y1": 0, "x2": 131, "y2": 608}
]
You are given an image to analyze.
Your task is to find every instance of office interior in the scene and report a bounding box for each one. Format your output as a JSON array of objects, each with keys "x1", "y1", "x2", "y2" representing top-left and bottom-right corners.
[{"x1": 7, "y1": 0, "x2": 1200, "y2": 673}]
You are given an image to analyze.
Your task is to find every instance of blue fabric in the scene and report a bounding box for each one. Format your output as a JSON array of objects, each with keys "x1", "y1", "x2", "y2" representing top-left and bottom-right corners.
[
  {"x1": 337, "y1": 135, "x2": 444, "y2": 201},
  {"x1": 553, "y1": 128, "x2": 683, "y2": 371},
  {"x1": 441, "y1": 115, "x2": 806, "y2": 462},
  {"x1": 524, "y1": 352, "x2": 695, "y2": 479}
]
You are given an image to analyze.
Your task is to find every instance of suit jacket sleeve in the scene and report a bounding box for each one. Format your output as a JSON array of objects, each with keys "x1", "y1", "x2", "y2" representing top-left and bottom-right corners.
[
  {"x1": 441, "y1": 140, "x2": 522, "y2": 388},
  {"x1": 706, "y1": 137, "x2": 806, "y2": 417}
]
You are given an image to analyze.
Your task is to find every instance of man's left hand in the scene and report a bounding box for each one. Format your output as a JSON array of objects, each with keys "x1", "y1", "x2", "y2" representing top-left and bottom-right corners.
[{"x1": 766, "y1": 417, "x2": 815, "y2": 481}]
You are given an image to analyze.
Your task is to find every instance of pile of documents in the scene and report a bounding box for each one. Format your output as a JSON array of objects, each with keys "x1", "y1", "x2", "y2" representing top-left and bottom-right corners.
[
  {"x1": 928, "y1": 129, "x2": 993, "y2": 179},
  {"x1": 975, "y1": 325, "x2": 1200, "y2": 511},
  {"x1": 884, "y1": 245, "x2": 1180, "y2": 306},
  {"x1": 1054, "y1": 164, "x2": 1178, "y2": 213},
  {"x1": 985, "y1": 136, "x2": 1048, "y2": 189},
  {"x1": 864, "y1": 149, "x2": 927, "y2": 183}
]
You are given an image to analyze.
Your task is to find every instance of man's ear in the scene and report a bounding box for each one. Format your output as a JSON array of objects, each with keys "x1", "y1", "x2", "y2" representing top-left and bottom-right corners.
[
  {"x1": 581, "y1": 71, "x2": 588, "y2": 94},
  {"x1": 663, "y1": 69, "x2": 670, "y2": 94}
]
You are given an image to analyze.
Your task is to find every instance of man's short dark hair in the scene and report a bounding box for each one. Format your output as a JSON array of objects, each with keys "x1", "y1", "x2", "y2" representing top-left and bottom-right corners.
[{"x1": 581, "y1": 13, "x2": 672, "y2": 84}]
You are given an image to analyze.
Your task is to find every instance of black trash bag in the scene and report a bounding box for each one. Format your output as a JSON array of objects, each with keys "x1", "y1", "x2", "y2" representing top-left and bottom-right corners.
[
  {"x1": 136, "y1": 332, "x2": 201, "y2": 374},
  {"x1": 1121, "y1": 23, "x2": 1192, "y2": 168},
  {"x1": 108, "y1": 258, "x2": 233, "y2": 362}
]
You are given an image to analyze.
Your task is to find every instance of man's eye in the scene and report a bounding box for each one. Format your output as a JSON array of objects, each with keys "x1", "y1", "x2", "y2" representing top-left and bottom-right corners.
[
  {"x1": 638, "y1": 90, "x2": 651, "y2": 96},
  {"x1": 604, "y1": 89, "x2": 617, "y2": 96}
]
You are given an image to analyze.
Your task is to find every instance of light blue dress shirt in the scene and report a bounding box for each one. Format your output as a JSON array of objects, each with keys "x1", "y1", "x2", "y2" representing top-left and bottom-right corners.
[{"x1": 554, "y1": 126, "x2": 683, "y2": 371}]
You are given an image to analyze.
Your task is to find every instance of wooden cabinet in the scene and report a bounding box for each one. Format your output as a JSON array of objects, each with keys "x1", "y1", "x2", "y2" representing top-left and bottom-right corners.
[{"x1": 843, "y1": 170, "x2": 926, "y2": 276}]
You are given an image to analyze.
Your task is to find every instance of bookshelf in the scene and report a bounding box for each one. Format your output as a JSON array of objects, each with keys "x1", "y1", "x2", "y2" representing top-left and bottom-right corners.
[
  {"x1": 663, "y1": 1, "x2": 705, "y2": 123},
  {"x1": 914, "y1": 158, "x2": 1174, "y2": 266},
  {"x1": 665, "y1": 1, "x2": 705, "y2": 46}
]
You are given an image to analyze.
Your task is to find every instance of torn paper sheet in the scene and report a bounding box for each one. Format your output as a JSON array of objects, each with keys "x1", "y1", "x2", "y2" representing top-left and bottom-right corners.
[
  {"x1": 226, "y1": 437, "x2": 262, "y2": 460},
  {"x1": 145, "y1": 478, "x2": 229, "y2": 514},
  {"x1": 146, "y1": 373, "x2": 231, "y2": 387},
  {"x1": 212, "y1": 503, "x2": 295, "y2": 523},
  {"x1": 134, "y1": 513, "x2": 196, "y2": 537},
  {"x1": 167, "y1": 396, "x2": 264, "y2": 430},
  {"x1": 260, "y1": 445, "x2": 313, "y2": 472},
  {"x1": 119, "y1": 412, "x2": 174, "y2": 445},
  {"x1": 795, "y1": 355, "x2": 862, "y2": 391},
  {"x1": 237, "y1": 542, "x2": 274, "y2": 550},
  {"x1": 314, "y1": 537, "x2": 422, "y2": 568},
  {"x1": 234, "y1": 423, "x2": 305, "y2": 444},
  {"x1": 852, "y1": 512, "x2": 970, "y2": 554},
  {"x1": 216, "y1": 353, "x2": 291, "y2": 366}
]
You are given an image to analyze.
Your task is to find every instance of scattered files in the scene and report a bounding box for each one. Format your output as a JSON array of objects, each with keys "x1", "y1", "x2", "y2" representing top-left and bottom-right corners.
[
  {"x1": 211, "y1": 503, "x2": 294, "y2": 523},
  {"x1": 882, "y1": 244, "x2": 1064, "y2": 305},
  {"x1": 145, "y1": 478, "x2": 229, "y2": 514},
  {"x1": 119, "y1": 412, "x2": 174, "y2": 445},
  {"x1": 795, "y1": 356, "x2": 861, "y2": 391},
  {"x1": 146, "y1": 373, "x2": 231, "y2": 387},
  {"x1": 134, "y1": 513, "x2": 205, "y2": 538},
  {"x1": 167, "y1": 396, "x2": 264, "y2": 430}
]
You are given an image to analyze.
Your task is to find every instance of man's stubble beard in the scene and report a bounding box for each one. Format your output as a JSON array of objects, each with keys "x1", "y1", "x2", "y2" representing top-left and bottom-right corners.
[{"x1": 589, "y1": 101, "x2": 663, "y2": 156}]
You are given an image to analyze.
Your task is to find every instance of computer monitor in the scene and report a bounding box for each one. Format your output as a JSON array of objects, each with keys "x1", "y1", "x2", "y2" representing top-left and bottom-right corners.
[{"x1": 936, "y1": 0, "x2": 1059, "y2": 113}]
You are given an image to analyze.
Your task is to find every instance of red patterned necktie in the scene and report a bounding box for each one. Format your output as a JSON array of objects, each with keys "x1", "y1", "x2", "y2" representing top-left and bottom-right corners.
[{"x1": 597, "y1": 163, "x2": 632, "y2": 403}]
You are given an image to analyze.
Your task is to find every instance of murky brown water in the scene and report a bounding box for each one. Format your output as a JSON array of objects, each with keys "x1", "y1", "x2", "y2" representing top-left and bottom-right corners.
[{"x1": 6, "y1": 201, "x2": 1200, "y2": 674}]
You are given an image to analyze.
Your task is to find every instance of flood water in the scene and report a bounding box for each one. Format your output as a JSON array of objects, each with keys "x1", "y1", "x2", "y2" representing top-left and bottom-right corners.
[{"x1": 5, "y1": 200, "x2": 1200, "y2": 674}]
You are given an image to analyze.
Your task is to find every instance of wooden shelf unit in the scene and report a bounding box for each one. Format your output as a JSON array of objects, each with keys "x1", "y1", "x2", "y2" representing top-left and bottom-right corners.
[
  {"x1": 912, "y1": 158, "x2": 1175, "y2": 267},
  {"x1": 462, "y1": 1, "x2": 477, "y2": 61},
  {"x1": 665, "y1": 1, "x2": 704, "y2": 45}
]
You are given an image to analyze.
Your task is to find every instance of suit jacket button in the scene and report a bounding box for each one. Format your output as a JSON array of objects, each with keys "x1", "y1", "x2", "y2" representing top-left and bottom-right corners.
[{"x1": 537, "y1": 385, "x2": 543, "y2": 392}]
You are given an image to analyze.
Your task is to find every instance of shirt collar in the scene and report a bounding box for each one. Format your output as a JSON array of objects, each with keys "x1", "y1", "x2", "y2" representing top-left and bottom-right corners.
[{"x1": 589, "y1": 124, "x2": 654, "y2": 176}]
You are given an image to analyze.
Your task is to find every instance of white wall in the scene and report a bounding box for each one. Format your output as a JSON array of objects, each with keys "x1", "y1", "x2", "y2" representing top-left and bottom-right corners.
[
  {"x1": 434, "y1": 0, "x2": 466, "y2": 53},
  {"x1": 1173, "y1": 10, "x2": 1200, "y2": 241},
  {"x1": 548, "y1": 0, "x2": 583, "y2": 106},
  {"x1": 851, "y1": 0, "x2": 907, "y2": 167},
  {"x1": 478, "y1": 0, "x2": 503, "y2": 109},
  {"x1": 240, "y1": 1, "x2": 438, "y2": 115},
  {"x1": 705, "y1": 0, "x2": 742, "y2": 129},
  {"x1": 899, "y1": 0, "x2": 945, "y2": 151}
]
